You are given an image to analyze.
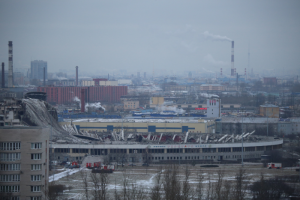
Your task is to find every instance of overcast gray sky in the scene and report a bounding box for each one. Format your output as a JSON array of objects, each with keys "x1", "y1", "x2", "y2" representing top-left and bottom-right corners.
[{"x1": 0, "y1": 0, "x2": 299, "y2": 77}]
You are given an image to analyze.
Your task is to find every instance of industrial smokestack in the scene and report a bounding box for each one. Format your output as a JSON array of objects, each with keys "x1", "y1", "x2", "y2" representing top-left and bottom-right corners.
[
  {"x1": 8, "y1": 41, "x2": 13, "y2": 87},
  {"x1": 81, "y1": 88, "x2": 85, "y2": 112},
  {"x1": 43, "y1": 67, "x2": 46, "y2": 86},
  {"x1": 2, "y1": 63, "x2": 4, "y2": 88},
  {"x1": 220, "y1": 68, "x2": 222, "y2": 76},
  {"x1": 76, "y1": 66, "x2": 78, "y2": 86},
  {"x1": 231, "y1": 41, "x2": 234, "y2": 77}
]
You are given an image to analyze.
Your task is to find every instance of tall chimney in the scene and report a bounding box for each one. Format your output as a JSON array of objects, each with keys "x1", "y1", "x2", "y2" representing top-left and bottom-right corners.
[
  {"x1": 81, "y1": 88, "x2": 85, "y2": 112},
  {"x1": 8, "y1": 41, "x2": 13, "y2": 87},
  {"x1": 76, "y1": 66, "x2": 78, "y2": 86},
  {"x1": 2, "y1": 63, "x2": 4, "y2": 88},
  {"x1": 231, "y1": 41, "x2": 234, "y2": 77},
  {"x1": 43, "y1": 67, "x2": 46, "y2": 86},
  {"x1": 220, "y1": 68, "x2": 222, "y2": 76}
]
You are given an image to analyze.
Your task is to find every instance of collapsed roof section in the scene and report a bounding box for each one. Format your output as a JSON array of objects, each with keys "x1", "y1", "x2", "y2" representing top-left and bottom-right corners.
[{"x1": 0, "y1": 98, "x2": 89, "y2": 144}]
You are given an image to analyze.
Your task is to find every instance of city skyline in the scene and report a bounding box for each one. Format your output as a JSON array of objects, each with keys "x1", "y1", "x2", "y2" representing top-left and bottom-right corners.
[{"x1": 0, "y1": 1, "x2": 299, "y2": 76}]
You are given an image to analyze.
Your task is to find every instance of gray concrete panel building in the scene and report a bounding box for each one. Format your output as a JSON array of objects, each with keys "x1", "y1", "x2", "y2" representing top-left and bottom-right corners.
[{"x1": 30, "y1": 60, "x2": 47, "y2": 80}]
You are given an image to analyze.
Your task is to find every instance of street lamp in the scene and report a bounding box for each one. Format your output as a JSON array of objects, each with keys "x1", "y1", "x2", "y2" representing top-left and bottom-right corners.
[
  {"x1": 241, "y1": 113, "x2": 244, "y2": 167},
  {"x1": 267, "y1": 116, "x2": 269, "y2": 137}
]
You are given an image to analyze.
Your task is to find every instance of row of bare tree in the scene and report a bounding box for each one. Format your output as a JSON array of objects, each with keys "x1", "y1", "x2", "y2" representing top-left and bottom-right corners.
[
  {"x1": 76, "y1": 165, "x2": 248, "y2": 200},
  {"x1": 44, "y1": 165, "x2": 297, "y2": 200}
]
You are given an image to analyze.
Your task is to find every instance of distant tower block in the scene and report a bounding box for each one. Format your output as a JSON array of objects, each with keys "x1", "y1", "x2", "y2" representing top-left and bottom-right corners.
[
  {"x1": 220, "y1": 68, "x2": 223, "y2": 76},
  {"x1": 8, "y1": 41, "x2": 13, "y2": 87},
  {"x1": 234, "y1": 68, "x2": 236, "y2": 76},
  {"x1": 43, "y1": 67, "x2": 46, "y2": 86},
  {"x1": 2, "y1": 63, "x2": 4, "y2": 88},
  {"x1": 144, "y1": 72, "x2": 146, "y2": 78},
  {"x1": 207, "y1": 96, "x2": 221, "y2": 118},
  {"x1": 76, "y1": 66, "x2": 78, "y2": 86},
  {"x1": 231, "y1": 41, "x2": 234, "y2": 77}
]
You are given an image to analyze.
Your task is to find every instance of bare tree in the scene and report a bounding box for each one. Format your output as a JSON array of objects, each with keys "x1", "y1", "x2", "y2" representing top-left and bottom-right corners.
[
  {"x1": 80, "y1": 169, "x2": 90, "y2": 200},
  {"x1": 90, "y1": 172, "x2": 109, "y2": 200},
  {"x1": 195, "y1": 169, "x2": 204, "y2": 200},
  {"x1": 221, "y1": 180, "x2": 232, "y2": 200},
  {"x1": 114, "y1": 178, "x2": 121, "y2": 200},
  {"x1": 163, "y1": 165, "x2": 181, "y2": 200},
  {"x1": 181, "y1": 165, "x2": 193, "y2": 200},
  {"x1": 232, "y1": 168, "x2": 248, "y2": 200},
  {"x1": 205, "y1": 171, "x2": 213, "y2": 200},
  {"x1": 213, "y1": 169, "x2": 225, "y2": 200},
  {"x1": 150, "y1": 166, "x2": 163, "y2": 200},
  {"x1": 121, "y1": 171, "x2": 130, "y2": 200},
  {"x1": 44, "y1": 182, "x2": 66, "y2": 200}
]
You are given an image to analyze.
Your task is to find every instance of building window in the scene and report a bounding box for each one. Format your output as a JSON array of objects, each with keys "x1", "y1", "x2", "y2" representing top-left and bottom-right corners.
[
  {"x1": 31, "y1": 164, "x2": 42, "y2": 171},
  {"x1": 0, "y1": 142, "x2": 21, "y2": 150},
  {"x1": 0, "y1": 174, "x2": 20, "y2": 182},
  {"x1": 0, "y1": 185, "x2": 20, "y2": 193},
  {"x1": 31, "y1": 153, "x2": 42, "y2": 160},
  {"x1": 31, "y1": 186, "x2": 41, "y2": 192},
  {"x1": 0, "y1": 153, "x2": 21, "y2": 161},
  {"x1": 31, "y1": 175, "x2": 42, "y2": 182},
  {"x1": 31, "y1": 143, "x2": 42, "y2": 149},
  {"x1": 0, "y1": 164, "x2": 20, "y2": 171},
  {"x1": 31, "y1": 197, "x2": 41, "y2": 200}
]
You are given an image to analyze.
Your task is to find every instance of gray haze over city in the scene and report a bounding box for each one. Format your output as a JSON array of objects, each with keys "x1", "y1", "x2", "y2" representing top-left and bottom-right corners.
[{"x1": 0, "y1": 0, "x2": 300, "y2": 77}]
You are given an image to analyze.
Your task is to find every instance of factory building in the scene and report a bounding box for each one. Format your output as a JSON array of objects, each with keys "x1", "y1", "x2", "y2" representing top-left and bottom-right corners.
[
  {"x1": 0, "y1": 127, "x2": 50, "y2": 200},
  {"x1": 37, "y1": 85, "x2": 128, "y2": 104}
]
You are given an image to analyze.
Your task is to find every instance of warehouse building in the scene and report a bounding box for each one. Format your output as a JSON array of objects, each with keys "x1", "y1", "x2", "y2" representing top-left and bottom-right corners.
[{"x1": 60, "y1": 118, "x2": 216, "y2": 133}]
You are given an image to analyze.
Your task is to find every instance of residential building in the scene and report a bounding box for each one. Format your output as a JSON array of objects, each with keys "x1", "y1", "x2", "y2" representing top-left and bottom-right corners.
[
  {"x1": 207, "y1": 96, "x2": 221, "y2": 118},
  {"x1": 0, "y1": 126, "x2": 50, "y2": 200},
  {"x1": 124, "y1": 100, "x2": 139, "y2": 110},
  {"x1": 199, "y1": 84, "x2": 225, "y2": 91}
]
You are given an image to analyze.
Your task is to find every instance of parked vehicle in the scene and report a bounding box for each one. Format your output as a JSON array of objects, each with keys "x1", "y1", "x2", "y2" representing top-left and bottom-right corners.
[
  {"x1": 267, "y1": 163, "x2": 282, "y2": 169},
  {"x1": 142, "y1": 163, "x2": 149, "y2": 167}
]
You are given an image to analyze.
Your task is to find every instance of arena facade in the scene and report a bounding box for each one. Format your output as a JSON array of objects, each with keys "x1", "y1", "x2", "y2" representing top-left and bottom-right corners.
[{"x1": 51, "y1": 135, "x2": 283, "y2": 164}]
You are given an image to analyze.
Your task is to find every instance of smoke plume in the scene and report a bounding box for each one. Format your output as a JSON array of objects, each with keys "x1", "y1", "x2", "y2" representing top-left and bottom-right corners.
[
  {"x1": 203, "y1": 31, "x2": 232, "y2": 42},
  {"x1": 73, "y1": 96, "x2": 105, "y2": 111}
]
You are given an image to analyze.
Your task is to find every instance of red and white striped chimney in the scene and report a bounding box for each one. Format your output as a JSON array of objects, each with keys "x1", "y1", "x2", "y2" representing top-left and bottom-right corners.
[{"x1": 231, "y1": 41, "x2": 234, "y2": 77}]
